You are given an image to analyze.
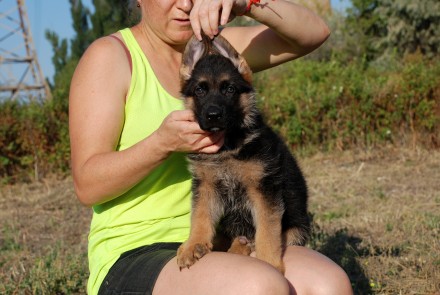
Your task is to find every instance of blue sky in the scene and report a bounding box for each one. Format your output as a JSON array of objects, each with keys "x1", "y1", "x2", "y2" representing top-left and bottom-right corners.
[{"x1": 21, "y1": 0, "x2": 349, "y2": 82}]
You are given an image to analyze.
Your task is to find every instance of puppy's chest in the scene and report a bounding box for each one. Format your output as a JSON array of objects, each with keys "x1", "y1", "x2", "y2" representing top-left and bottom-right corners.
[{"x1": 190, "y1": 157, "x2": 265, "y2": 198}]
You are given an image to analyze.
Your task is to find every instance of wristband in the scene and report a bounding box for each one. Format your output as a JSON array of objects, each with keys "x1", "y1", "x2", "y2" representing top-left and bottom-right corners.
[{"x1": 239, "y1": 0, "x2": 261, "y2": 15}]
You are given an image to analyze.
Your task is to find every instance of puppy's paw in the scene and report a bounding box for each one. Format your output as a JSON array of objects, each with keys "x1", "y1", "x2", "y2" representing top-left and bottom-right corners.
[
  {"x1": 177, "y1": 241, "x2": 212, "y2": 269},
  {"x1": 228, "y1": 236, "x2": 253, "y2": 256}
]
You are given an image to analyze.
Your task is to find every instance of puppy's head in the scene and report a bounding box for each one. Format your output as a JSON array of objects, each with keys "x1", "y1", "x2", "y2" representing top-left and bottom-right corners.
[{"x1": 180, "y1": 34, "x2": 255, "y2": 132}]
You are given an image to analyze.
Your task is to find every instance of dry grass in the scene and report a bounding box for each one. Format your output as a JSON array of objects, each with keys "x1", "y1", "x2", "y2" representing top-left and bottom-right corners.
[
  {"x1": 0, "y1": 147, "x2": 439, "y2": 294},
  {"x1": 0, "y1": 178, "x2": 91, "y2": 294},
  {"x1": 303, "y1": 147, "x2": 440, "y2": 294}
]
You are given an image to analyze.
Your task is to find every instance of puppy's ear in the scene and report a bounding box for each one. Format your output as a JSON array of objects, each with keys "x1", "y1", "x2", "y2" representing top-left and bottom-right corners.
[
  {"x1": 180, "y1": 34, "x2": 253, "y2": 84},
  {"x1": 212, "y1": 35, "x2": 253, "y2": 83},
  {"x1": 180, "y1": 35, "x2": 205, "y2": 83}
]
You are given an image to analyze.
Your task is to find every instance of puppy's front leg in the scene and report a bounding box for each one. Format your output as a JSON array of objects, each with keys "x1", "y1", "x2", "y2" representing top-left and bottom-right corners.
[
  {"x1": 177, "y1": 181, "x2": 220, "y2": 269},
  {"x1": 249, "y1": 188, "x2": 285, "y2": 274}
]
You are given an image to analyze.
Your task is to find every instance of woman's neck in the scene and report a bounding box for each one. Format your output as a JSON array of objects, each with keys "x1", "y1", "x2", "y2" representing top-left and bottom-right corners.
[{"x1": 131, "y1": 24, "x2": 186, "y2": 98}]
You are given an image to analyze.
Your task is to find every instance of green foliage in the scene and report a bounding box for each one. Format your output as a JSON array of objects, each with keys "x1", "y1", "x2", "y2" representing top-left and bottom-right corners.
[
  {"x1": 44, "y1": 0, "x2": 136, "y2": 113},
  {"x1": 25, "y1": 247, "x2": 88, "y2": 294},
  {"x1": 378, "y1": 0, "x2": 440, "y2": 58},
  {"x1": 45, "y1": 31, "x2": 69, "y2": 75},
  {"x1": 2, "y1": 53, "x2": 439, "y2": 183},
  {"x1": 0, "y1": 99, "x2": 69, "y2": 183},
  {"x1": 69, "y1": 0, "x2": 94, "y2": 60},
  {"x1": 1, "y1": 224, "x2": 21, "y2": 251},
  {"x1": 345, "y1": 0, "x2": 440, "y2": 60},
  {"x1": 344, "y1": 0, "x2": 384, "y2": 61},
  {"x1": 3, "y1": 2, "x2": 439, "y2": 183},
  {"x1": 91, "y1": 0, "x2": 140, "y2": 38},
  {"x1": 254, "y1": 52, "x2": 440, "y2": 151},
  {"x1": 1, "y1": 1, "x2": 139, "y2": 184},
  {"x1": 0, "y1": 242, "x2": 88, "y2": 294}
]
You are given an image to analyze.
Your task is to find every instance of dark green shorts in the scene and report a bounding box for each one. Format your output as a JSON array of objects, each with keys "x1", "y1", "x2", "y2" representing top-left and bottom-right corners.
[{"x1": 98, "y1": 242, "x2": 181, "y2": 295}]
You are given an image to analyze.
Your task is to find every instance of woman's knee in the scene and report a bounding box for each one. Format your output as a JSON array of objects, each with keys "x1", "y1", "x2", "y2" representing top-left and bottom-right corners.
[
  {"x1": 156, "y1": 253, "x2": 290, "y2": 295},
  {"x1": 239, "y1": 261, "x2": 290, "y2": 295},
  {"x1": 311, "y1": 264, "x2": 352, "y2": 295},
  {"x1": 284, "y1": 246, "x2": 353, "y2": 295}
]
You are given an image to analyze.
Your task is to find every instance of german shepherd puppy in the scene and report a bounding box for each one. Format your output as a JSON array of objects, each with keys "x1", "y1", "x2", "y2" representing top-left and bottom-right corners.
[{"x1": 176, "y1": 34, "x2": 310, "y2": 273}]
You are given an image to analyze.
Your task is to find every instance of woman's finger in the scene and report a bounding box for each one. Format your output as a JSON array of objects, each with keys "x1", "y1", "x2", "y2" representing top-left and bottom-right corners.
[
  {"x1": 197, "y1": 131, "x2": 225, "y2": 153},
  {"x1": 220, "y1": 0, "x2": 234, "y2": 26},
  {"x1": 198, "y1": 1, "x2": 214, "y2": 38},
  {"x1": 169, "y1": 109, "x2": 196, "y2": 122},
  {"x1": 191, "y1": 0, "x2": 234, "y2": 39},
  {"x1": 190, "y1": 0, "x2": 203, "y2": 40},
  {"x1": 208, "y1": 0, "x2": 222, "y2": 36}
]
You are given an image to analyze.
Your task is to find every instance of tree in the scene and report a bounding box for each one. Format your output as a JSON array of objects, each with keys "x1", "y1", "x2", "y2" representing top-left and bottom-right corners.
[
  {"x1": 45, "y1": 0, "x2": 92, "y2": 111},
  {"x1": 377, "y1": 0, "x2": 440, "y2": 58},
  {"x1": 91, "y1": 0, "x2": 140, "y2": 39},
  {"x1": 45, "y1": 0, "x2": 137, "y2": 104},
  {"x1": 70, "y1": 0, "x2": 94, "y2": 60},
  {"x1": 345, "y1": 0, "x2": 440, "y2": 61}
]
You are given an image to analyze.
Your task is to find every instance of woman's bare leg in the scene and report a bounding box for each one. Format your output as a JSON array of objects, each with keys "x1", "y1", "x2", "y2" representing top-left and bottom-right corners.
[
  {"x1": 284, "y1": 246, "x2": 353, "y2": 295},
  {"x1": 153, "y1": 246, "x2": 352, "y2": 295},
  {"x1": 154, "y1": 251, "x2": 289, "y2": 295}
]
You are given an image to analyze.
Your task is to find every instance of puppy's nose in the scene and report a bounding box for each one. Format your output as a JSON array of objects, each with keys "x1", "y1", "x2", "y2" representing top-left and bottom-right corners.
[{"x1": 206, "y1": 106, "x2": 222, "y2": 121}]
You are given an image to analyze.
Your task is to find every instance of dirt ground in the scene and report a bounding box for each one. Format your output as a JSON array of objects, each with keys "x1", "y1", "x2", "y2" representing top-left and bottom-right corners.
[{"x1": 1, "y1": 147, "x2": 439, "y2": 294}]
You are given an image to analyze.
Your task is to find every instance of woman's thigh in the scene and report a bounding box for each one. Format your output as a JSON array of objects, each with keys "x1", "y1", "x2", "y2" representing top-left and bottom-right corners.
[
  {"x1": 153, "y1": 251, "x2": 289, "y2": 295},
  {"x1": 283, "y1": 246, "x2": 353, "y2": 295},
  {"x1": 154, "y1": 246, "x2": 352, "y2": 295}
]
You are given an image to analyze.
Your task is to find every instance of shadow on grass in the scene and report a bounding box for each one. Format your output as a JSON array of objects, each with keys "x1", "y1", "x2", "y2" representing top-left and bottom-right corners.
[{"x1": 309, "y1": 224, "x2": 373, "y2": 294}]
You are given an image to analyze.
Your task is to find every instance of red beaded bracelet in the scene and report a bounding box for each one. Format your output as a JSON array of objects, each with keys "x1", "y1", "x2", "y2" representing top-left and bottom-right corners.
[{"x1": 240, "y1": 0, "x2": 261, "y2": 15}]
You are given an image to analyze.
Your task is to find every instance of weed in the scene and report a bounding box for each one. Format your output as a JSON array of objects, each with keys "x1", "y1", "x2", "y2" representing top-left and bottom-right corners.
[{"x1": 1, "y1": 224, "x2": 21, "y2": 252}]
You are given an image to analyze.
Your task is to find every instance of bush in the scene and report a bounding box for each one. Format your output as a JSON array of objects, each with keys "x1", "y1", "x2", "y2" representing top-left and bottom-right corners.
[
  {"x1": 1, "y1": 53, "x2": 439, "y2": 183},
  {"x1": 254, "y1": 52, "x2": 440, "y2": 151},
  {"x1": 0, "y1": 99, "x2": 70, "y2": 184}
]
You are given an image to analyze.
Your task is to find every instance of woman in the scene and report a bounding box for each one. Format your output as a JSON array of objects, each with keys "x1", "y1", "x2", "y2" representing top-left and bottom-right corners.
[{"x1": 69, "y1": 0, "x2": 352, "y2": 294}]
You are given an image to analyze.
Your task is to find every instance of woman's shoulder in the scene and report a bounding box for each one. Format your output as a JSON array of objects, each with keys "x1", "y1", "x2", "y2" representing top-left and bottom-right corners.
[
  {"x1": 72, "y1": 33, "x2": 132, "y2": 97},
  {"x1": 75, "y1": 33, "x2": 131, "y2": 77},
  {"x1": 82, "y1": 33, "x2": 127, "y2": 61}
]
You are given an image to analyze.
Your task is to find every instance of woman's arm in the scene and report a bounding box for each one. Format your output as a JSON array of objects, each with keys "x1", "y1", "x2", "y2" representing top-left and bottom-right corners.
[
  {"x1": 69, "y1": 37, "x2": 223, "y2": 207},
  {"x1": 190, "y1": 0, "x2": 330, "y2": 71}
]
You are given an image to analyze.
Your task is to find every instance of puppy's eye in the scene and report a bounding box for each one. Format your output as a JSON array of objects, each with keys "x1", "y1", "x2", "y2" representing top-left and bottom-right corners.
[
  {"x1": 195, "y1": 86, "x2": 205, "y2": 97},
  {"x1": 226, "y1": 85, "x2": 236, "y2": 94}
]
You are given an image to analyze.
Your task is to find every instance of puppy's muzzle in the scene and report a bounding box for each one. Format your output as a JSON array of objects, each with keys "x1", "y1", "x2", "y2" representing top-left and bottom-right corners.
[
  {"x1": 201, "y1": 105, "x2": 225, "y2": 132},
  {"x1": 207, "y1": 105, "x2": 222, "y2": 121}
]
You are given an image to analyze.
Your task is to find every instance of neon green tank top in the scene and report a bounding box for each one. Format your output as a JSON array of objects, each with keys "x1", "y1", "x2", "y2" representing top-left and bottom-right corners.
[{"x1": 87, "y1": 28, "x2": 191, "y2": 295}]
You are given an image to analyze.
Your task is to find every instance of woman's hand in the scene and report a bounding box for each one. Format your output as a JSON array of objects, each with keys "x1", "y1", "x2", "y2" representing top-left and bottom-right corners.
[
  {"x1": 154, "y1": 110, "x2": 224, "y2": 154},
  {"x1": 190, "y1": 0, "x2": 248, "y2": 40},
  {"x1": 189, "y1": 0, "x2": 330, "y2": 72}
]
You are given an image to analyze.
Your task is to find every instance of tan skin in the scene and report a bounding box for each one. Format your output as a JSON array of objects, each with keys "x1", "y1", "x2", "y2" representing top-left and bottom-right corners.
[{"x1": 70, "y1": 0, "x2": 352, "y2": 294}]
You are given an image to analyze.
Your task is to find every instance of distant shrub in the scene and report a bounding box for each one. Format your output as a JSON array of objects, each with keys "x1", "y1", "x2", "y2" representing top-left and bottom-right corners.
[
  {"x1": 0, "y1": 99, "x2": 69, "y2": 183},
  {"x1": 1, "y1": 53, "x2": 438, "y2": 183},
  {"x1": 254, "y1": 52, "x2": 440, "y2": 151}
]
